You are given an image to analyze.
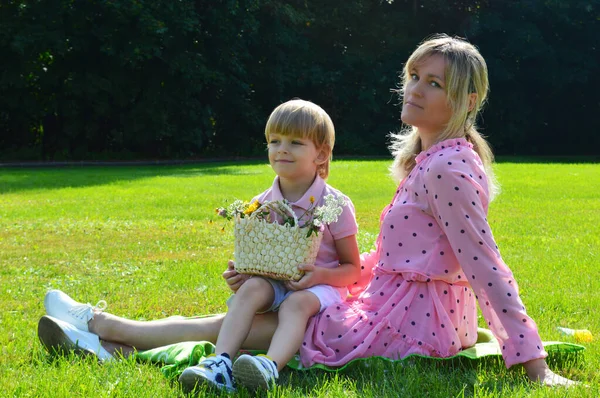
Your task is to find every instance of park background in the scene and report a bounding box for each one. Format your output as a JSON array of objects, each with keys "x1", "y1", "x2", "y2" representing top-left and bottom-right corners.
[
  {"x1": 1, "y1": 0, "x2": 599, "y2": 162},
  {"x1": 1, "y1": 1, "x2": 599, "y2": 397}
]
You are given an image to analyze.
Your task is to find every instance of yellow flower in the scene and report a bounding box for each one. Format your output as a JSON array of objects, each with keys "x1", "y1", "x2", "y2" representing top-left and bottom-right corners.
[
  {"x1": 243, "y1": 200, "x2": 260, "y2": 215},
  {"x1": 309, "y1": 196, "x2": 315, "y2": 204}
]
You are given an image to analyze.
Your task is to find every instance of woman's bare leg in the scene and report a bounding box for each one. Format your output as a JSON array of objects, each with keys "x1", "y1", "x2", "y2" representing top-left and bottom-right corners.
[
  {"x1": 100, "y1": 340, "x2": 136, "y2": 358},
  {"x1": 89, "y1": 312, "x2": 279, "y2": 352}
]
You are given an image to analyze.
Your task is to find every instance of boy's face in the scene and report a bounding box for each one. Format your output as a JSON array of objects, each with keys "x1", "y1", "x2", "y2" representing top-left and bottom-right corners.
[{"x1": 267, "y1": 133, "x2": 324, "y2": 181}]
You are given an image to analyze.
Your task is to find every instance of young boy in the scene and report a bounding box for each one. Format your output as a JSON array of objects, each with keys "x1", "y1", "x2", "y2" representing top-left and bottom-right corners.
[{"x1": 179, "y1": 99, "x2": 361, "y2": 392}]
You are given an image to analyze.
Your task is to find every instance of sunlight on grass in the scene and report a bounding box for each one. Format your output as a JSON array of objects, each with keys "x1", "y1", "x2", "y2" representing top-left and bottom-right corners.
[{"x1": 1, "y1": 160, "x2": 598, "y2": 397}]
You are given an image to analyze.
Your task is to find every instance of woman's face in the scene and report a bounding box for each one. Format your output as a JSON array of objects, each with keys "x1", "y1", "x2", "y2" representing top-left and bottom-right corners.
[{"x1": 401, "y1": 54, "x2": 453, "y2": 137}]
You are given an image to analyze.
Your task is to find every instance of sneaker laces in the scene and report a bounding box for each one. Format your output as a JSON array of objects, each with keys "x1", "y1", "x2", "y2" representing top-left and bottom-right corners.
[
  {"x1": 200, "y1": 355, "x2": 228, "y2": 370},
  {"x1": 198, "y1": 354, "x2": 231, "y2": 372},
  {"x1": 67, "y1": 300, "x2": 107, "y2": 321}
]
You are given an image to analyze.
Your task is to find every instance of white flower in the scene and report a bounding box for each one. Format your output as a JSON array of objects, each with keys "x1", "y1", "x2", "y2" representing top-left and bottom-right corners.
[{"x1": 220, "y1": 194, "x2": 347, "y2": 238}]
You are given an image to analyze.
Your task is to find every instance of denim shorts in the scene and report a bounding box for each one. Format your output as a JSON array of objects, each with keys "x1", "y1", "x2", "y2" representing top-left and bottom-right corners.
[{"x1": 227, "y1": 277, "x2": 347, "y2": 314}]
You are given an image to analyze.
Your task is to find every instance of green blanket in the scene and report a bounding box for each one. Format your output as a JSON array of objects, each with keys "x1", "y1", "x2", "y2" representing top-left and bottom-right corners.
[{"x1": 134, "y1": 327, "x2": 584, "y2": 379}]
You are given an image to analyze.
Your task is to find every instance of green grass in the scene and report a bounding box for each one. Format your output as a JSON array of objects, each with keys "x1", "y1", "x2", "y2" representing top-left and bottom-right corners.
[{"x1": 0, "y1": 160, "x2": 598, "y2": 397}]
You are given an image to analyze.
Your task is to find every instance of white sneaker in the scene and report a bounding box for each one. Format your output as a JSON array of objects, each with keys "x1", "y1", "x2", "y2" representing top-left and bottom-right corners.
[
  {"x1": 179, "y1": 354, "x2": 235, "y2": 393},
  {"x1": 233, "y1": 354, "x2": 278, "y2": 390},
  {"x1": 37, "y1": 315, "x2": 113, "y2": 362},
  {"x1": 44, "y1": 289, "x2": 106, "y2": 332}
]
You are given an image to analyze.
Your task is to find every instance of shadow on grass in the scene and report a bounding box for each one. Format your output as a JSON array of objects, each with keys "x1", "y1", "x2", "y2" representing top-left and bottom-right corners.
[
  {"x1": 279, "y1": 357, "x2": 494, "y2": 397},
  {"x1": 495, "y1": 156, "x2": 599, "y2": 164},
  {"x1": 31, "y1": 345, "x2": 590, "y2": 397},
  {"x1": 278, "y1": 353, "x2": 589, "y2": 396},
  {"x1": 2, "y1": 156, "x2": 598, "y2": 195},
  {"x1": 0, "y1": 160, "x2": 267, "y2": 194}
]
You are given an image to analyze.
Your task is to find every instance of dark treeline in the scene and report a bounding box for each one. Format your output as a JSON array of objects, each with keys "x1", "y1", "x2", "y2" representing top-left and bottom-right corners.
[{"x1": 0, "y1": 0, "x2": 598, "y2": 161}]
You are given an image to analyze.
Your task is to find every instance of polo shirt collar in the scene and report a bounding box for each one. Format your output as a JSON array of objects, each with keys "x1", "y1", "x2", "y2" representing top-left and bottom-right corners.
[{"x1": 271, "y1": 175, "x2": 326, "y2": 210}]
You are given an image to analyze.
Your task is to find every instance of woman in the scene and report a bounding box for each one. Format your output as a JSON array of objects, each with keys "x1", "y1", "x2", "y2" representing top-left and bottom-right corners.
[
  {"x1": 298, "y1": 34, "x2": 575, "y2": 387},
  {"x1": 39, "y1": 34, "x2": 576, "y2": 387}
]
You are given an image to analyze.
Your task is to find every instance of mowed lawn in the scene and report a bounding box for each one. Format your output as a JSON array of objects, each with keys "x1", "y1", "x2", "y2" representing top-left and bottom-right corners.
[{"x1": 0, "y1": 160, "x2": 598, "y2": 397}]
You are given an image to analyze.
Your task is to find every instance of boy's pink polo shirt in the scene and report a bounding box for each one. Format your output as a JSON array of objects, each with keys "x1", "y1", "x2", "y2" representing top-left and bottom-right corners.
[{"x1": 252, "y1": 176, "x2": 358, "y2": 269}]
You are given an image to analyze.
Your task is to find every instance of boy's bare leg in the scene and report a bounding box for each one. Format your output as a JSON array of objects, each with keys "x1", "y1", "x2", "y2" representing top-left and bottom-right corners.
[
  {"x1": 266, "y1": 291, "x2": 320, "y2": 370},
  {"x1": 214, "y1": 277, "x2": 275, "y2": 358}
]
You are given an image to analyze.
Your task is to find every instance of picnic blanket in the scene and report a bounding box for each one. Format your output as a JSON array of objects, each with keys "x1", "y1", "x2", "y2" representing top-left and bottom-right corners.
[{"x1": 134, "y1": 326, "x2": 585, "y2": 379}]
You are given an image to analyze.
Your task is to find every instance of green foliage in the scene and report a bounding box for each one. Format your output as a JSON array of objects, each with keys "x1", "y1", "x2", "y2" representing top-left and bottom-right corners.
[
  {"x1": 0, "y1": 1, "x2": 599, "y2": 160},
  {"x1": 0, "y1": 0, "x2": 206, "y2": 159},
  {"x1": 466, "y1": 0, "x2": 600, "y2": 155}
]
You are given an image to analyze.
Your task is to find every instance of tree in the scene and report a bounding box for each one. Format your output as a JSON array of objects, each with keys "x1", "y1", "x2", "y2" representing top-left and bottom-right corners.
[{"x1": 1, "y1": 0, "x2": 598, "y2": 160}]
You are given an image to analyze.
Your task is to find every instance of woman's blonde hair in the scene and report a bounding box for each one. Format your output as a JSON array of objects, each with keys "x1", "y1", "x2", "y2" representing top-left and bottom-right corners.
[
  {"x1": 265, "y1": 99, "x2": 335, "y2": 179},
  {"x1": 389, "y1": 34, "x2": 499, "y2": 198}
]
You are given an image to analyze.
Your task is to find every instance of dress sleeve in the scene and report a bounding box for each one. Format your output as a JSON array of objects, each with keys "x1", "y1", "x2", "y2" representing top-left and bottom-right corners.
[{"x1": 423, "y1": 151, "x2": 547, "y2": 368}]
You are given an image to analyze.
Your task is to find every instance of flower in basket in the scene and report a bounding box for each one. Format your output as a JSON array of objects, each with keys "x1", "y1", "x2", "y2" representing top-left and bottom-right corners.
[
  {"x1": 216, "y1": 194, "x2": 347, "y2": 237},
  {"x1": 215, "y1": 194, "x2": 347, "y2": 281}
]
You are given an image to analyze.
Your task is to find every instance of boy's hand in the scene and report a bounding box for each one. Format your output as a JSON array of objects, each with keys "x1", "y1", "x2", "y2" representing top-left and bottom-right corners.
[
  {"x1": 285, "y1": 264, "x2": 321, "y2": 291},
  {"x1": 222, "y1": 260, "x2": 250, "y2": 293}
]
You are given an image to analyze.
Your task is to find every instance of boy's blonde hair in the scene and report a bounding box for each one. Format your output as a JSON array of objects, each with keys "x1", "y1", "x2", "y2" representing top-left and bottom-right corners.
[
  {"x1": 389, "y1": 34, "x2": 499, "y2": 199},
  {"x1": 265, "y1": 99, "x2": 335, "y2": 179}
]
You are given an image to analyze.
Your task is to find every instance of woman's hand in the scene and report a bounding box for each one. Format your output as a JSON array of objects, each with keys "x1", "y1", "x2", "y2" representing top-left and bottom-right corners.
[
  {"x1": 523, "y1": 358, "x2": 579, "y2": 387},
  {"x1": 285, "y1": 264, "x2": 322, "y2": 291},
  {"x1": 222, "y1": 260, "x2": 250, "y2": 293}
]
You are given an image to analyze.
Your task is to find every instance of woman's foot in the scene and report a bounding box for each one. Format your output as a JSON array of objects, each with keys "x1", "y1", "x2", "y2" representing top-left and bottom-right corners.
[
  {"x1": 37, "y1": 315, "x2": 113, "y2": 362},
  {"x1": 44, "y1": 289, "x2": 106, "y2": 332}
]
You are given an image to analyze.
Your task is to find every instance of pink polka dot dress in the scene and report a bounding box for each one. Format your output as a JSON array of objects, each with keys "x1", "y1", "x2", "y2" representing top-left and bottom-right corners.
[{"x1": 300, "y1": 138, "x2": 547, "y2": 368}]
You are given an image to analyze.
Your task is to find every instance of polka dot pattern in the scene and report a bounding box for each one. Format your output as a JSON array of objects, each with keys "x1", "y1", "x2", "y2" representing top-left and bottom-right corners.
[{"x1": 300, "y1": 138, "x2": 547, "y2": 369}]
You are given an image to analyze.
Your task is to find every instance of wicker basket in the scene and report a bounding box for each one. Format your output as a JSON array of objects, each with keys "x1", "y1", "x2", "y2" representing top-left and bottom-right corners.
[{"x1": 233, "y1": 202, "x2": 323, "y2": 281}]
